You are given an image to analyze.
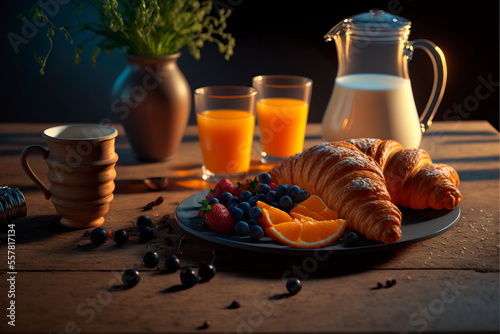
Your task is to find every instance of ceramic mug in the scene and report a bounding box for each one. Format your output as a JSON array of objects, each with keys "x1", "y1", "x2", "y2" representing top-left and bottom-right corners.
[{"x1": 21, "y1": 124, "x2": 119, "y2": 228}]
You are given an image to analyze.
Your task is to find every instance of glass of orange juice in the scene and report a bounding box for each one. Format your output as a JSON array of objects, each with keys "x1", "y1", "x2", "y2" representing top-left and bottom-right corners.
[
  {"x1": 252, "y1": 75, "x2": 313, "y2": 164},
  {"x1": 195, "y1": 86, "x2": 257, "y2": 181}
]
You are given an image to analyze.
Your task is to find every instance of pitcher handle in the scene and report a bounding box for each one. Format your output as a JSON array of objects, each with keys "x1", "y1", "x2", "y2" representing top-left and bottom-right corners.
[
  {"x1": 410, "y1": 39, "x2": 448, "y2": 132},
  {"x1": 20, "y1": 145, "x2": 52, "y2": 200}
]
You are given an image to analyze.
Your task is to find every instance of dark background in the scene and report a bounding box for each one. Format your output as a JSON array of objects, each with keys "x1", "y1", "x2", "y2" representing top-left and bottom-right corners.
[{"x1": 2, "y1": 1, "x2": 499, "y2": 130}]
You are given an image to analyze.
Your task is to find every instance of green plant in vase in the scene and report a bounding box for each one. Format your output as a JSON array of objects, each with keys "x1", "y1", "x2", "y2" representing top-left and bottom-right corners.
[
  {"x1": 19, "y1": 0, "x2": 236, "y2": 161},
  {"x1": 20, "y1": 0, "x2": 235, "y2": 74}
]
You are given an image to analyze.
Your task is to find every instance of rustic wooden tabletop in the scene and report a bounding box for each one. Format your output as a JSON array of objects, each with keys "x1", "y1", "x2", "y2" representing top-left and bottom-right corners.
[{"x1": 0, "y1": 121, "x2": 498, "y2": 334}]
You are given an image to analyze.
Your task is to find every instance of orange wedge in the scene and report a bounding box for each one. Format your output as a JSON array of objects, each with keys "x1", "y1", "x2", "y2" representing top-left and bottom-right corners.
[
  {"x1": 256, "y1": 201, "x2": 292, "y2": 228},
  {"x1": 290, "y1": 195, "x2": 338, "y2": 220},
  {"x1": 266, "y1": 217, "x2": 347, "y2": 249}
]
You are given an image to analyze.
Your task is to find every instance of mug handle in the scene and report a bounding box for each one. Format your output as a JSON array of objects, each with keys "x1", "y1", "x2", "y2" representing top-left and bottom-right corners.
[
  {"x1": 20, "y1": 145, "x2": 52, "y2": 200},
  {"x1": 410, "y1": 39, "x2": 448, "y2": 132}
]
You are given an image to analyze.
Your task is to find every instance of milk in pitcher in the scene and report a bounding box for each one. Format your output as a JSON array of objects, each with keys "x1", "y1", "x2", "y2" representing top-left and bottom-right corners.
[{"x1": 322, "y1": 73, "x2": 422, "y2": 149}]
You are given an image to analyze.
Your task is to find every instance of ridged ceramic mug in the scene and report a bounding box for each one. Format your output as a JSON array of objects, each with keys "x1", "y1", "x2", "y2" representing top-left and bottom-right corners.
[{"x1": 21, "y1": 124, "x2": 119, "y2": 228}]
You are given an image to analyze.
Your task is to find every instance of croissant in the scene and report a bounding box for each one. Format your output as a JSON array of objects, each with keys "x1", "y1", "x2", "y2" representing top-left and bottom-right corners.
[
  {"x1": 269, "y1": 141, "x2": 403, "y2": 243},
  {"x1": 345, "y1": 138, "x2": 462, "y2": 210}
]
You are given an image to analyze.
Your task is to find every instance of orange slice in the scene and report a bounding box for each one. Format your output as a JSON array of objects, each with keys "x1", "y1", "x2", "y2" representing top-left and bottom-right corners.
[
  {"x1": 266, "y1": 217, "x2": 347, "y2": 249},
  {"x1": 290, "y1": 195, "x2": 338, "y2": 220},
  {"x1": 256, "y1": 201, "x2": 292, "y2": 228}
]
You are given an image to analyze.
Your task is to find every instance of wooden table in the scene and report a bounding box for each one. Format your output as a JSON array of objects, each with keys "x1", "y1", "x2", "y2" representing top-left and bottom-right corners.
[{"x1": 0, "y1": 121, "x2": 498, "y2": 334}]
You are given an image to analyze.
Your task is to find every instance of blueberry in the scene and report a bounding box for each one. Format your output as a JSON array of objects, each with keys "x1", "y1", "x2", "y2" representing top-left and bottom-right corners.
[
  {"x1": 288, "y1": 185, "x2": 301, "y2": 198},
  {"x1": 136, "y1": 215, "x2": 153, "y2": 228},
  {"x1": 199, "y1": 264, "x2": 216, "y2": 281},
  {"x1": 266, "y1": 190, "x2": 277, "y2": 203},
  {"x1": 295, "y1": 190, "x2": 310, "y2": 203},
  {"x1": 248, "y1": 206, "x2": 263, "y2": 220},
  {"x1": 165, "y1": 255, "x2": 181, "y2": 272},
  {"x1": 143, "y1": 251, "x2": 160, "y2": 268},
  {"x1": 270, "y1": 201, "x2": 280, "y2": 208},
  {"x1": 344, "y1": 231, "x2": 359, "y2": 245},
  {"x1": 235, "y1": 221, "x2": 250, "y2": 236},
  {"x1": 122, "y1": 269, "x2": 141, "y2": 289},
  {"x1": 113, "y1": 229, "x2": 129, "y2": 245},
  {"x1": 89, "y1": 227, "x2": 108, "y2": 245},
  {"x1": 240, "y1": 190, "x2": 253, "y2": 202},
  {"x1": 249, "y1": 225, "x2": 264, "y2": 240},
  {"x1": 258, "y1": 183, "x2": 271, "y2": 194},
  {"x1": 228, "y1": 196, "x2": 240, "y2": 205},
  {"x1": 258, "y1": 173, "x2": 272, "y2": 184},
  {"x1": 286, "y1": 278, "x2": 302, "y2": 295},
  {"x1": 279, "y1": 196, "x2": 294, "y2": 210},
  {"x1": 208, "y1": 197, "x2": 219, "y2": 205},
  {"x1": 138, "y1": 226, "x2": 155, "y2": 242},
  {"x1": 247, "y1": 218, "x2": 259, "y2": 226},
  {"x1": 248, "y1": 196, "x2": 259, "y2": 207},
  {"x1": 219, "y1": 192, "x2": 233, "y2": 204},
  {"x1": 180, "y1": 267, "x2": 199, "y2": 288},
  {"x1": 238, "y1": 201, "x2": 251, "y2": 215},
  {"x1": 226, "y1": 203, "x2": 238, "y2": 211},
  {"x1": 230, "y1": 207, "x2": 245, "y2": 221},
  {"x1": 257, "y1": 193, "x2": 267, "y2": 202},
  {"x1": 277, "y1": 184, "x2": 289, "y2": 197}
]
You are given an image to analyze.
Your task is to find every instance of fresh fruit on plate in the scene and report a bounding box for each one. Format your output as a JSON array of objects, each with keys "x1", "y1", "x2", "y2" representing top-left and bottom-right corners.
[
  {"x1": 265, "y1": 216, "x2": 347, "y2": 249},
  {"x1": 290, "y1": 195, "x2": 338, "y2": 221},
  {"x1": 200, "y1": 200, "x2": 235, "y2": 234}
]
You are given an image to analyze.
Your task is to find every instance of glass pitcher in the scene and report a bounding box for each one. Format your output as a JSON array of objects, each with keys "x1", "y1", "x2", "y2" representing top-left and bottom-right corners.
[{"x1": 321, "y1": 9, "x2": 447, "y2": 148}]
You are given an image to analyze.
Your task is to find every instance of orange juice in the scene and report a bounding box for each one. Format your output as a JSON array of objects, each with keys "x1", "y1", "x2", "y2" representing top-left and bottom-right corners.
[
  {"x1": 196, "y1": 109, "x2": 255, "y2": 175},
  {"x1": 257, "y1": 98, "x2": 309, "y2": 158}
]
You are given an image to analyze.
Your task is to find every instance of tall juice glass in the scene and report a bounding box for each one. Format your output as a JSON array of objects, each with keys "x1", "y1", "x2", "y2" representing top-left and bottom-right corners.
[
  {"x1": 252, "y1": 75, "x2": 312, "y2": 164},
  {"x1": 195, "y1": 86, "x2": 257, "y2": 181}
]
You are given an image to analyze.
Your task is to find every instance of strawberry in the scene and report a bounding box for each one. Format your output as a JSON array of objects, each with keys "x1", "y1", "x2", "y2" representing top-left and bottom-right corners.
[
  {"x1": 206, "y1": 179, "x2": 235, "y2": 200},
  {"x1": 200, "y1": 200, "x2": 235, "y2": 234},
  {"x1": 232, "y1": 177, "x2": 259, "y2": 197}
]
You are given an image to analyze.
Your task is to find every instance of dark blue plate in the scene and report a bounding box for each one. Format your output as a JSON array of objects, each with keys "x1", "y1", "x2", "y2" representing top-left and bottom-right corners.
[{"x1": 175, "y1": 190, "x2": 461, "y2": 256}]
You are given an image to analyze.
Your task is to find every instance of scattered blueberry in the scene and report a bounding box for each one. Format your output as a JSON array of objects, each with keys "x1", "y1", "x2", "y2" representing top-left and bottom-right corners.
[
  {"x1": 199, "y1": 263, "x2": 216, "y2": 281},
  {"x1": 257, "y1": 193, "x2": 267, "y2": 202},
  {"x1": 249, "y1": 225, "x2": 264, "y2": 240},
  {"x1": 227, "y1": 300, "x2": 241, "y2": 309},
  {"x1": 208, "y1": 197, "x2": 219, "y2": 205},
  {"x1": 122, "y1": 269, "x2": 141, "y2": 289},
  {"x1": 136, "y1": 215, "x2": 153, "y2": 228},
  {"x1": 113, "y1": 229, "x2": 129, "y2": 245},
  {"x1": 295, "y1": 190, "x2": 310, "y2": 203},
  {"x1": 279, "y1": 195, "x2": 294, "y2": 210},
  {"x1": 258, "y1": 173, "x2": 272, "y2": 184},
  {"x1": 165, "y1": 255, "x2": 181, "y2": 272},
  {"x1": 89, "y1": 227, "x2": 108, "y2": 245},
  {"x1": 180, "y1": 267, "x2": 199, "y2": 288},
  {"x1": 344, "y1": 231, "x2": 359, "y2": 245},
  {"x1": 143, "y1": 251, "x2": 160, "y2": 268},
  {"x1": 286, "y1": 278, "x2": 302, "y2": 295},
  {"x1": 138, "y1": 226, "x2": 155, "y2": 242},
  {"x1": 235, "y1": 221, "x2": 250, "y2": 236},
  {"x1": 248, "y1": 206, "x2": 263, "y2": 220}
]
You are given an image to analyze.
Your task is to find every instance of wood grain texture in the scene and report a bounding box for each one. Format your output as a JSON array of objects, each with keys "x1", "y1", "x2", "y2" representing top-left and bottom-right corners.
[{"x1": 0, "y1": 121, "x2": 498, "y2": 333}]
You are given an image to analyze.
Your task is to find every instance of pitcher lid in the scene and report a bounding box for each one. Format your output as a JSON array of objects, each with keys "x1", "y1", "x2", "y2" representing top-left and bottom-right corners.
[
  {"x1": 325, "y1": 9, "x2": 411, "y2": 41},
  {"x1": 348, "y1": 9, "x2": 410, "y2": 29}
]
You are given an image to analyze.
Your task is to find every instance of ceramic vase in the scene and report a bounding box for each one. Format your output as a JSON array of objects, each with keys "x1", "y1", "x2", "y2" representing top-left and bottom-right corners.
[{"x1": 111, "y1": 53, "x2": 191, "y2": 161}]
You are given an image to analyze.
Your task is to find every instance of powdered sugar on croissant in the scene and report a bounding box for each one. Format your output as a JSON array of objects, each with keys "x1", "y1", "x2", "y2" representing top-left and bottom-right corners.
[
  {"x1": 269, "y1": 141, "x2": 403, "y2": 244},
  {"x1": 346, "y1": 138, "x2": 462, "y2": 210}
]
